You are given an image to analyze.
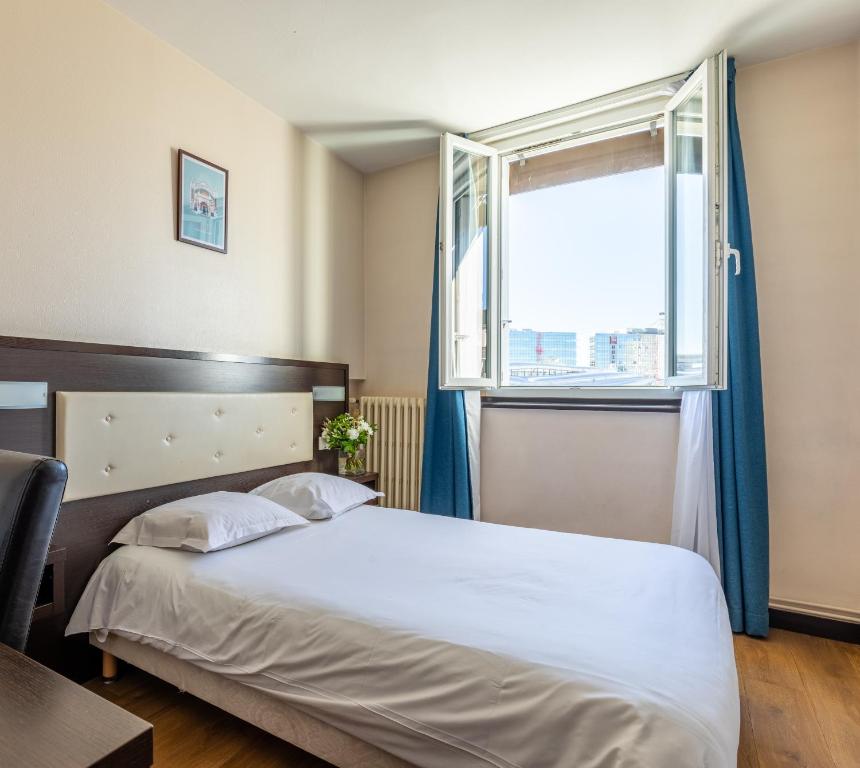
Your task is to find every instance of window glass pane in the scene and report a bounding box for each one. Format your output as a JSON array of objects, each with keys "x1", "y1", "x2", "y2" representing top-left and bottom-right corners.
[
  {"x1": 451, "y1": 148, "x2": 490, "y2": 380},
  {"x1": 672, "y1": 84, "x2": 706, "y2": 378},
  {"x1": 504, "y1": 128, "x2": 665, "y2": 387}
]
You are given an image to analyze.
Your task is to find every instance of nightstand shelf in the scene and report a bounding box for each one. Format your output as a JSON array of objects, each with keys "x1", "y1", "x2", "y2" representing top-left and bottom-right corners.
[{"x1": 345, "y1": 471, "x2": 379, "y2": 503}]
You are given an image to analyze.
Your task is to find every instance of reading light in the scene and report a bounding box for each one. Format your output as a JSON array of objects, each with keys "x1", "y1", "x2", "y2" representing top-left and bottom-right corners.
[
  {"x1": 0, "y1": 381, "x2": 48, "y2": 409},
  {"x1": 312, "y1": 386, "x2": 346, "y2": 402}
]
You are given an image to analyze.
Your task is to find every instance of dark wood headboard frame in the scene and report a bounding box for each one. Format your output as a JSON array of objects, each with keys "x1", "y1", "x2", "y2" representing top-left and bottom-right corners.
[{"x1": 0, "y1": 336, "x2": 348, "y2": 679}]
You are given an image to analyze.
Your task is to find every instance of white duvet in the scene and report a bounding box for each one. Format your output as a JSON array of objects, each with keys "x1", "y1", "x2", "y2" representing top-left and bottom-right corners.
[{"x1": 68, "y1": 505, "x2": 739, "y2": 768}]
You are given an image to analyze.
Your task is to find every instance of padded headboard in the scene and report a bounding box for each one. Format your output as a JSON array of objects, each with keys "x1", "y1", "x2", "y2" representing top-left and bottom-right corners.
[{"x1": 57, "y1": 391, "x2": 313, "y2": 501}]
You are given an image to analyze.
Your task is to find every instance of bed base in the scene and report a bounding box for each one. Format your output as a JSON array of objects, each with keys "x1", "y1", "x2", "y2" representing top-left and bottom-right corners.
[{"x1": 92, "y1": 634, "x2": 414, "y2": 768}]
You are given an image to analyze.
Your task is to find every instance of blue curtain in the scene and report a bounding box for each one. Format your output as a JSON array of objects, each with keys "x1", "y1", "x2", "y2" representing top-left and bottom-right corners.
[
  {"x1": 420, "y1": 208, "x2": 473, "y2": 519},
  {"x1": 712, "y1": 58, "x2": 770, "y2": 637}
]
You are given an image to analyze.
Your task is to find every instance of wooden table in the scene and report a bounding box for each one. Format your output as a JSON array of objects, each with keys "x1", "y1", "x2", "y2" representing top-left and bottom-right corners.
[{"x1": 0, "y1": 642, "x2": 152, "y2": 767}]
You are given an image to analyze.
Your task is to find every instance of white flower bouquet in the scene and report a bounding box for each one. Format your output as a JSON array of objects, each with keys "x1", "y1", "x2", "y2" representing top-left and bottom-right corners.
[{"x1": 321, "y1": 412, "x2": 378, "y2": 475}]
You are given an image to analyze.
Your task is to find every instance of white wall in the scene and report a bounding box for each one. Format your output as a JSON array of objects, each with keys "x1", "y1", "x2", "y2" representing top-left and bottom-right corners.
[
  {"x1": 361, "y1": 41, "x2": 860, "y2": 619},
  {"x1": 0, "y1": 0, "x2": 364, "y2": 374},
  {"x1": 481, "y1": 409, "x2": 677, "y2": 542},
  {"x1": 738, "y1": 41, "x2": 860, "y2": 620},
  {"x1": 362, "y1": 155, "x2": 438, "y2": 396}
]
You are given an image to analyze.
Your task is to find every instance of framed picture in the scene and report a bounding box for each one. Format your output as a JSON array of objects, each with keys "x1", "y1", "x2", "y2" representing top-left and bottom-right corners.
[{"x1": 176, "y1": 149, "x2": 228, "y2": 253}]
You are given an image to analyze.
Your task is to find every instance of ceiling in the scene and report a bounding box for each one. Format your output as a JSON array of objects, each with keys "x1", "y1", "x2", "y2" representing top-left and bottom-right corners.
[{"x1": 106, "y1": 0, "x2": 860, "y2": 173}]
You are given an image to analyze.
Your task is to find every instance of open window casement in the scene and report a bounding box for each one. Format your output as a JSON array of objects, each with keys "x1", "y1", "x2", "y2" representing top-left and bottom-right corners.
[
  {"x1": 438, "y1": 54, "x2": 729, "y2": 394},
  {"x1": 439, "y1": 133, "x2": 500, "y2": 389},
  {"x1": 665, "y1": 51, "x2": 729, "y2": 389}
]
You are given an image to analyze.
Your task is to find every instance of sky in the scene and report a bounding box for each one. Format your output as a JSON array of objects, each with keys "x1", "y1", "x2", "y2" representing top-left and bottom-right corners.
[{"x1": 507, "y1": 166, "x2": 666, "y2": 367}]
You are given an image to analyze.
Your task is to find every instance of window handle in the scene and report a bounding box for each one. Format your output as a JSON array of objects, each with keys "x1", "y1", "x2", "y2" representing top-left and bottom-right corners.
[{"x1": 727, "y1": 243, "x2": 741, "y2": 276}]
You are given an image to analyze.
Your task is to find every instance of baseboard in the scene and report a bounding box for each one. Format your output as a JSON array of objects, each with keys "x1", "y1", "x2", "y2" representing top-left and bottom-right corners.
[
  {"x1": 769, "y1": 603, "x2": 860, "y2": 645},
  {"x1": 769, "y1": 597, "x2": 860, "y2": 624}
]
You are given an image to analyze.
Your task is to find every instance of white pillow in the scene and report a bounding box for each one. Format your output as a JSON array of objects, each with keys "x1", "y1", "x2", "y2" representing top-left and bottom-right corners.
[
  {"x1": 112, "y1": 491, "x2": 308, "y2": 552},
  {"x1": 250, "y1": 472, "x2": 382, "y2": 520}
]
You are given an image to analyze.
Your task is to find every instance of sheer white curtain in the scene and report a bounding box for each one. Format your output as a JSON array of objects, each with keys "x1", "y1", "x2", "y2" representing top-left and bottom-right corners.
[
  {"x1": 672, "y1": 390, "x2": 720, "y2": 576},
  {"x1": 464, "y1": 390, "x2": 481, "y2": 521}
]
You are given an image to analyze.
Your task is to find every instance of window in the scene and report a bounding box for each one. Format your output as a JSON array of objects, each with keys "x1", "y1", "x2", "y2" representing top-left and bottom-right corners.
[{"x1": 439, "y1": 53, "x2": 728, "y2": 394}]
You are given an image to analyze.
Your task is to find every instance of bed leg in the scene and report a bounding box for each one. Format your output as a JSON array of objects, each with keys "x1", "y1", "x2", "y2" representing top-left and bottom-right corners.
[{"x1": 101, "y1": 651, "x2": 118, "y2": 683}]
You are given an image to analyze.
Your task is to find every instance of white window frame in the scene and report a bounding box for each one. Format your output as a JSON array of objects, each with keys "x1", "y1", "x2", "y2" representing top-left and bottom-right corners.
[
  {"x1": 439, "y1": 133, "x2": 500, "y2": 389},
  {"x1": 438, "y1": 54, "x2": 727, "y2": 397},
  {"x1": 665, "y1": 52, "x2": 728, "y2": 389}
]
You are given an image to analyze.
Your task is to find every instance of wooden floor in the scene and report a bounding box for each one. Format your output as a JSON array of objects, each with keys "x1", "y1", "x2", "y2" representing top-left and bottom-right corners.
[
  {"x1": 87, "y1": 629, "x2": 860, "y2": 768},
  {"x1": 86, "y1": 672, "x2": 330, "y2": 768},
  {"x1": 734, "y1": 629, "x2": 860, "y2": 767}
]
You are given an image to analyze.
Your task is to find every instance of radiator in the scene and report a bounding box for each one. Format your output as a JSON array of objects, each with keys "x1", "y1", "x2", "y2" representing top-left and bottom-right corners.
[{"x1": 360, "y1": 396, "x2": 426, "y2": 511}]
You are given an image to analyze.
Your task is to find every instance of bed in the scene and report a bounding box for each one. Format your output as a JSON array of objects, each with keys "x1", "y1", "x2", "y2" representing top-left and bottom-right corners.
[
  {"x1": 67, "y1": 503, "x2": 739, "y2": 768},
  {"x1": 0, "y1": 337, "x2": 738, "y2": 768}
]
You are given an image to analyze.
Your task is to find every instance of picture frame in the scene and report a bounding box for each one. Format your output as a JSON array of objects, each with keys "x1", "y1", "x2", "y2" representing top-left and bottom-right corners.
[{"x1": 176, "y1": 149, "x2": 228, "y2": 253}]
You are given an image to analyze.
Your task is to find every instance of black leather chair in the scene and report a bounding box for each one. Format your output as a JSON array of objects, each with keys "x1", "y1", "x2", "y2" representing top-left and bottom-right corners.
[{"x1": 0, "y1": 450, "x2": 67, "y2": 651}]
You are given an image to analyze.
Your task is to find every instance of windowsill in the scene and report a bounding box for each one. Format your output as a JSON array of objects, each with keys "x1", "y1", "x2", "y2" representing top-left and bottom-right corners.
[{"x1": 482, "y1": 388, "x2": 680, "y2": 413}]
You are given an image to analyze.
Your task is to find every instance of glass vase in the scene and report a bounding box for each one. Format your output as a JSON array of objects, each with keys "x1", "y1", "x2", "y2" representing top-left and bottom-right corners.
[{"x1": 339, "y1": 447, "x2": 366, "y2": 476}]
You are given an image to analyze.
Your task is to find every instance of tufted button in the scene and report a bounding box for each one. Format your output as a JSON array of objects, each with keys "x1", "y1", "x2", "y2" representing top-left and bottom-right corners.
[
  {"x1": 290, "y1": 441, "x2": 297, "y2": 450},
  {"x1": 214, "y1": 408, "x2": 224, "y2": 417},
  {"x1": 104, "y1": 414, "x2": 114, "y2": 424},
  {"x1": 290, "y1": 407, "x2": 297, "y2": 416},
  {"x1": 164, "y1": 434, "x2": 174, "y2": 444},
  {"x1": 214, "y1": 450, "x2": 223, "y2": 460},
  {"x1": 103, "y1": 464, "x2": 114, "y2": 474},
  {"x1": 255, "y1": 427, "x2": 264, "y2": 435}
]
